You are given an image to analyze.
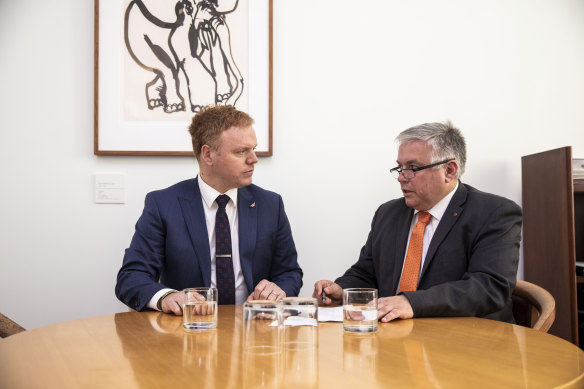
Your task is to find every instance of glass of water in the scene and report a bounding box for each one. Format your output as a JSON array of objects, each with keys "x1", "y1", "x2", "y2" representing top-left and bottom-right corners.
[
  {"x1": 342, "y1": 288, "x2": 378, "y2": 333},
  {"x1": 182, "y1": 287, "x2": 218, "y2": 332}
]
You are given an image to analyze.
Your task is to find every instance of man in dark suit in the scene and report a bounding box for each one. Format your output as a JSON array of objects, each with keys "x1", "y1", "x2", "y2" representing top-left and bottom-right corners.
[
  {"x1": 116, "y1": 105, "x2": 302, "y2": 314},
  {"x1": 313, "y1": 122, "x2": 521, "y2": 323}
]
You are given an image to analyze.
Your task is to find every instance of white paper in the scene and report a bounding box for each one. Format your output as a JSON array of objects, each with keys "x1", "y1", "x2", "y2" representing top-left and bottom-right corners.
[
  {"x1": 317, "y1": 307, "x2": 343, "y2": 322},
  {"x1": 270, "y1": 317, "x2": 319, "y2": 327},
  {"x1": 284, "y1": 316, "x2": 318, "y2": 327}
]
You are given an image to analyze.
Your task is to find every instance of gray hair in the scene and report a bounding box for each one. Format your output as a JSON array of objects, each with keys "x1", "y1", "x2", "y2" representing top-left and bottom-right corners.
[{"x1": 395, "y1": 121, "x2": 466, "y2": 178}]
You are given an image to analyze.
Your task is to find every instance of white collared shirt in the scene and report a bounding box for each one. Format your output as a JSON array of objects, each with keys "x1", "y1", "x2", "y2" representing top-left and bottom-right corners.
[
  {"x1": 397, "y1": 181, "x2": 459, "y2": 290},
  {"x1": 148, "y1": 177, "x2": 249, "y2": 310},
  {"x1": 197, "y1": 176, "x2": 248, "y2": 304}
]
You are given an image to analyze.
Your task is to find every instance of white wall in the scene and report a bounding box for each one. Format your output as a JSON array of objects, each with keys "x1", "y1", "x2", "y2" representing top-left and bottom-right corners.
[{"x1": 1, "y1": 0, "x2": 583, "y2": 329}]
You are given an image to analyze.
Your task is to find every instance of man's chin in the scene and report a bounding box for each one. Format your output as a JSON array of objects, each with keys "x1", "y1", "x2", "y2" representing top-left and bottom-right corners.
[
  {"x1": 239, "y1": 178, "x2": 253, "y2": 188},
  {"x1": 403, "y1": 197, "x2": 418, "y2": 209}
]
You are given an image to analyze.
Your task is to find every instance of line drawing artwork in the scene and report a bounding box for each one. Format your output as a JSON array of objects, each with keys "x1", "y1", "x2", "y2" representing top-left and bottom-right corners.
[{"x1": 124, "y1": 0, "x2": 245, "y2": 116}]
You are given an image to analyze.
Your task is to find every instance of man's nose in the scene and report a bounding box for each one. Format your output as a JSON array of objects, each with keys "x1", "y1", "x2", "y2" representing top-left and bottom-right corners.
[{"x1": 248, "y1": 150, "x2": 258, "y2": 164}]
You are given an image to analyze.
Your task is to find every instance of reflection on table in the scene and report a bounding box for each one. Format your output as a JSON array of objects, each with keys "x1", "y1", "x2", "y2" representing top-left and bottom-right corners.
[{"x1": 0, "y1": 305, "x2": 583, "y2": 388}]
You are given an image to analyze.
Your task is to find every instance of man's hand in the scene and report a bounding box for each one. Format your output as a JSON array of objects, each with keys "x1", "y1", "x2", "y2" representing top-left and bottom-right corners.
[
  {"x1": 377, "y1": 295, "x2": 414, "y2": 322},
  {"x1": 160, "y1": 291, "x2": 183, "y2": 315},
  {"x1": 247, "y1": 279, "x2": 286, "y2": 301},
  {"x1": 184, "y1": 292, "x2": 214, "y2": 315},
  {"x1": 312, "y1": 280, "x2": 342, "y2": 305}
]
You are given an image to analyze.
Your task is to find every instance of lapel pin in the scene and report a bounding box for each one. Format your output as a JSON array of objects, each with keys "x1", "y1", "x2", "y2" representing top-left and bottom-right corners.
[
  {"x1": 453, "y1": 212, "x2": 458, "y2": 217},
  {"x1": 250, "y1": 202, "x2": 256, "y2": 208}
]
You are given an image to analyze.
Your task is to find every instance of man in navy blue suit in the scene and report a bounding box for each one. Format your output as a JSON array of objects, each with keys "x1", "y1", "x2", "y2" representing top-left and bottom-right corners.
[
  {"x1": 116, "y1": 105, "x2": 303, "y2": 314},
  {"x1": 314, "y1": 122, "x2": 522, "y2": 323}
]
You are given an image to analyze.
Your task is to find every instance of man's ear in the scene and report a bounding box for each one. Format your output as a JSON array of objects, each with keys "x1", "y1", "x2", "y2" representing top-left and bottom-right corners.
[
  {"x1": 444, "y1": 160, "x2": 459, "y2": 182},
  {"x1": 200, "y1": 144, "x2": 214, "y2": 166}
]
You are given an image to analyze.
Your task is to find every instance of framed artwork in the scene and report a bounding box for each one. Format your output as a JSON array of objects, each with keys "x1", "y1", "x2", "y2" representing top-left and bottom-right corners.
[{"x1": 94, "y1": 0, "x2": 273, "y2": 156}]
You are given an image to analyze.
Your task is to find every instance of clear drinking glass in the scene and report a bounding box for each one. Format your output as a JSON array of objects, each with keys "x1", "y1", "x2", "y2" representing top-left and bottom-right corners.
[
  {"x1": 280, "y1": 297, "x2": 318, "y2": 349},
  {"x1": 243, "y1": 300, "x2": 283, "y2": 355},
  {"x1": 280, "y1": 297, "x2": 319, "y2": 388},
  {"x1": 342, "y1": 288, "x2": 378, "y2": 333},
  {"x1": 182, "y1": 287, "x2": 218, "y2": 331}
]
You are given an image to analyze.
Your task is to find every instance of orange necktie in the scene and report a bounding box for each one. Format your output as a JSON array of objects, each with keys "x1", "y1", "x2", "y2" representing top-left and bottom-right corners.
[{"x1": 398, "y1": 211, "x2": 432, "y2": 292}]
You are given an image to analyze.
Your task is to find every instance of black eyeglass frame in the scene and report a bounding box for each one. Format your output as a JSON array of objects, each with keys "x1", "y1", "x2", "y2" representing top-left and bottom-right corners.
[{"x1": 390, "y1": 158, "x2": 455, "y2": 179}]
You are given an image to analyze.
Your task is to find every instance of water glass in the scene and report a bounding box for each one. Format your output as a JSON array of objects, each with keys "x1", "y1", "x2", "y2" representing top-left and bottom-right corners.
[
  {"x1": 243, "y1": 300, "x2": 283, "y2": 354},
  {"x1": 243, "y1": 344, "x2": 283, "y2": 388},
  {"x1": 281, "y1": 297, "x2": 318, "y2": 349},
  {"x1": 342, "y1": 288, "x2": 378, "y2": 333},
  {"x1": 182, "y1": 287, "x2": 218, "y2": 331}
]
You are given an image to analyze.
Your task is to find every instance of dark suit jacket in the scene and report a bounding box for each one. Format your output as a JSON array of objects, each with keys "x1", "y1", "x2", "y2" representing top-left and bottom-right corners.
[
  {"x1": 335, "y1": 183, "x2": 522, "y2": 323},
  {"x1": 115, "y1": 178, "x2": 303, "y2": 311}
]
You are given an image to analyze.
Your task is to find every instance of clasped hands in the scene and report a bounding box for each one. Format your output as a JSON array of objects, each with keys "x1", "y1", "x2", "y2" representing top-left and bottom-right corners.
[
  {"x1": 312, "y1": 280, "x2": 414, "y2": 322},
  {"x1": 160, "y1": 279, "x2": 285, "y2": 315}
]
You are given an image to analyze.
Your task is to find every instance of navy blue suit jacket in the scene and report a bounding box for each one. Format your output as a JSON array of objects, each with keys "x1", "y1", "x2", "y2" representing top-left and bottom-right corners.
[
  {"x1": 335, "y1": 183, "x2": 522, "y2": 323},
  {"x1": 116, "y1": 178, "x2": 303, "y2": 311}
]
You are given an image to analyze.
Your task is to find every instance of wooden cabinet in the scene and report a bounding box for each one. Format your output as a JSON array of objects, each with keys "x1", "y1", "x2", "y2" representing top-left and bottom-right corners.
[{"x1": 522, "y1": 146, "x2": 584, "y2": 346}]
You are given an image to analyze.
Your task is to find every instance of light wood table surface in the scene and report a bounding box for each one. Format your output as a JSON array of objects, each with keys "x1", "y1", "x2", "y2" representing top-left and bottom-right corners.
[{"x1": 1, "y1": 305, "x2": 582, "y2": 388}]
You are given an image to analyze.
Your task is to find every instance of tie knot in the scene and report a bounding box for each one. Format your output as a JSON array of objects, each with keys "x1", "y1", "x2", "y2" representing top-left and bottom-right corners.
[
  {"x1": 216, "y1": 194, "x2": 230, "y2": 209},
  {"x1": 417, "y1": 211, "x2": 432, "y2": 225}
]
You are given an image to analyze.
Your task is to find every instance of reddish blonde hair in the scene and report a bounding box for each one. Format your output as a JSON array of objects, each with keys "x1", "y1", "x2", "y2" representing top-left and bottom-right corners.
[{"x1": 188, "y1": 105, "x2": 254, "y2": 159}]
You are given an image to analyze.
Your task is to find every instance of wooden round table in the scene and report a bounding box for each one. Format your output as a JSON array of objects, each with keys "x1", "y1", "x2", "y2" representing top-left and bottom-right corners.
[{"x1": 1, "y1": 306, "x2": 582, "y2": 388}]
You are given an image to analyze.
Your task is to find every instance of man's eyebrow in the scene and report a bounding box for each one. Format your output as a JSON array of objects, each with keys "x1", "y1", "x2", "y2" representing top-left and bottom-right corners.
[
  {"x1": 235, "y1": 145, "x2": 255, "y2": 152},
  {"x1": 396, "y1": 159, "x2": 421, "y2": 165}
]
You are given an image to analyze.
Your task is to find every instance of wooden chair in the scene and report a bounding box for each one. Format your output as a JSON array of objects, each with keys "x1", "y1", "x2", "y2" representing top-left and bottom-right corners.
[
  {"x1": 512, "y1": 279, "x2": 556, "y2": 332},
  {"x1": 0, "y1": 313, "x2": 26, "y2": 338}
]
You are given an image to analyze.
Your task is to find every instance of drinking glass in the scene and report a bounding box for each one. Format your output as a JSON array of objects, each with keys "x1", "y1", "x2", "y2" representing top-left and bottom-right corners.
[
  {"x1": 182, "y1": 287, "x2": 218, "y2": 331},
  {"x1": 243, "y1": 300, "x2": 283, "y2": 354},
  {"x1": 342, "y1": 288, "x2": 378, "y2": 333},
  {"x1": 281, "y1": 297, "x2": 318, "y2": 349}
]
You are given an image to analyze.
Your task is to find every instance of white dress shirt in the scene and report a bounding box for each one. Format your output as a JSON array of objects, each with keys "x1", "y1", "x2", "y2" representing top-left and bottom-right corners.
[{"x1": 148, "y1": 176, "x2": 249, "y2": 310}]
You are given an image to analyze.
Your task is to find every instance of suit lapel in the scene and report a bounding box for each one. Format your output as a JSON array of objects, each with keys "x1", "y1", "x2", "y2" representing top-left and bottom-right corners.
[
  {"x1": 420, "y1": 183, "x2": 467, "y2": 278},
  {"x1": 237, "y1": 187, "x2": 257, "y2": 293},
  {"x1": 178, "y1": 178, "x2": 212, "y2": 286}
]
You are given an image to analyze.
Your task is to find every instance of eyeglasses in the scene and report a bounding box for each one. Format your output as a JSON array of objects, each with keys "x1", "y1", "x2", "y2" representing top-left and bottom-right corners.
[{"x1": 390, "y1": 159, "x2": 454, "y2": 179}]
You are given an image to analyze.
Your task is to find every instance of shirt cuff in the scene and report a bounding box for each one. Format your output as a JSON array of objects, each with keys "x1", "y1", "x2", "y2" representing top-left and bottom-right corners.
[{"x1": 148, "y1": 288, "x2": 177, "y2": 311}]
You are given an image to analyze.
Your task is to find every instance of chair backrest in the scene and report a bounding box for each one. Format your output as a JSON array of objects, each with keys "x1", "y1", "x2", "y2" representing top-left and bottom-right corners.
[
  {"x1": 512, "y1": 279, "x2": 556, "y2": 332},
  {"x1": 0, "y1": 313, "x2": 26, "y2": 338}
]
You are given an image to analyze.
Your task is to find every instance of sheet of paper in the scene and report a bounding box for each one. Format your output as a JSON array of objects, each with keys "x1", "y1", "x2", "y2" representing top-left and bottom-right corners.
[
  {"x1": 283, "y1": 316, "x2": 318, "y2": 327},
  {"x1": 318, "y1": 306, "x2": 343, "y2": 322},
  {"x1": 270, "y1": 316, "x2": 320, "y2": 327}
]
